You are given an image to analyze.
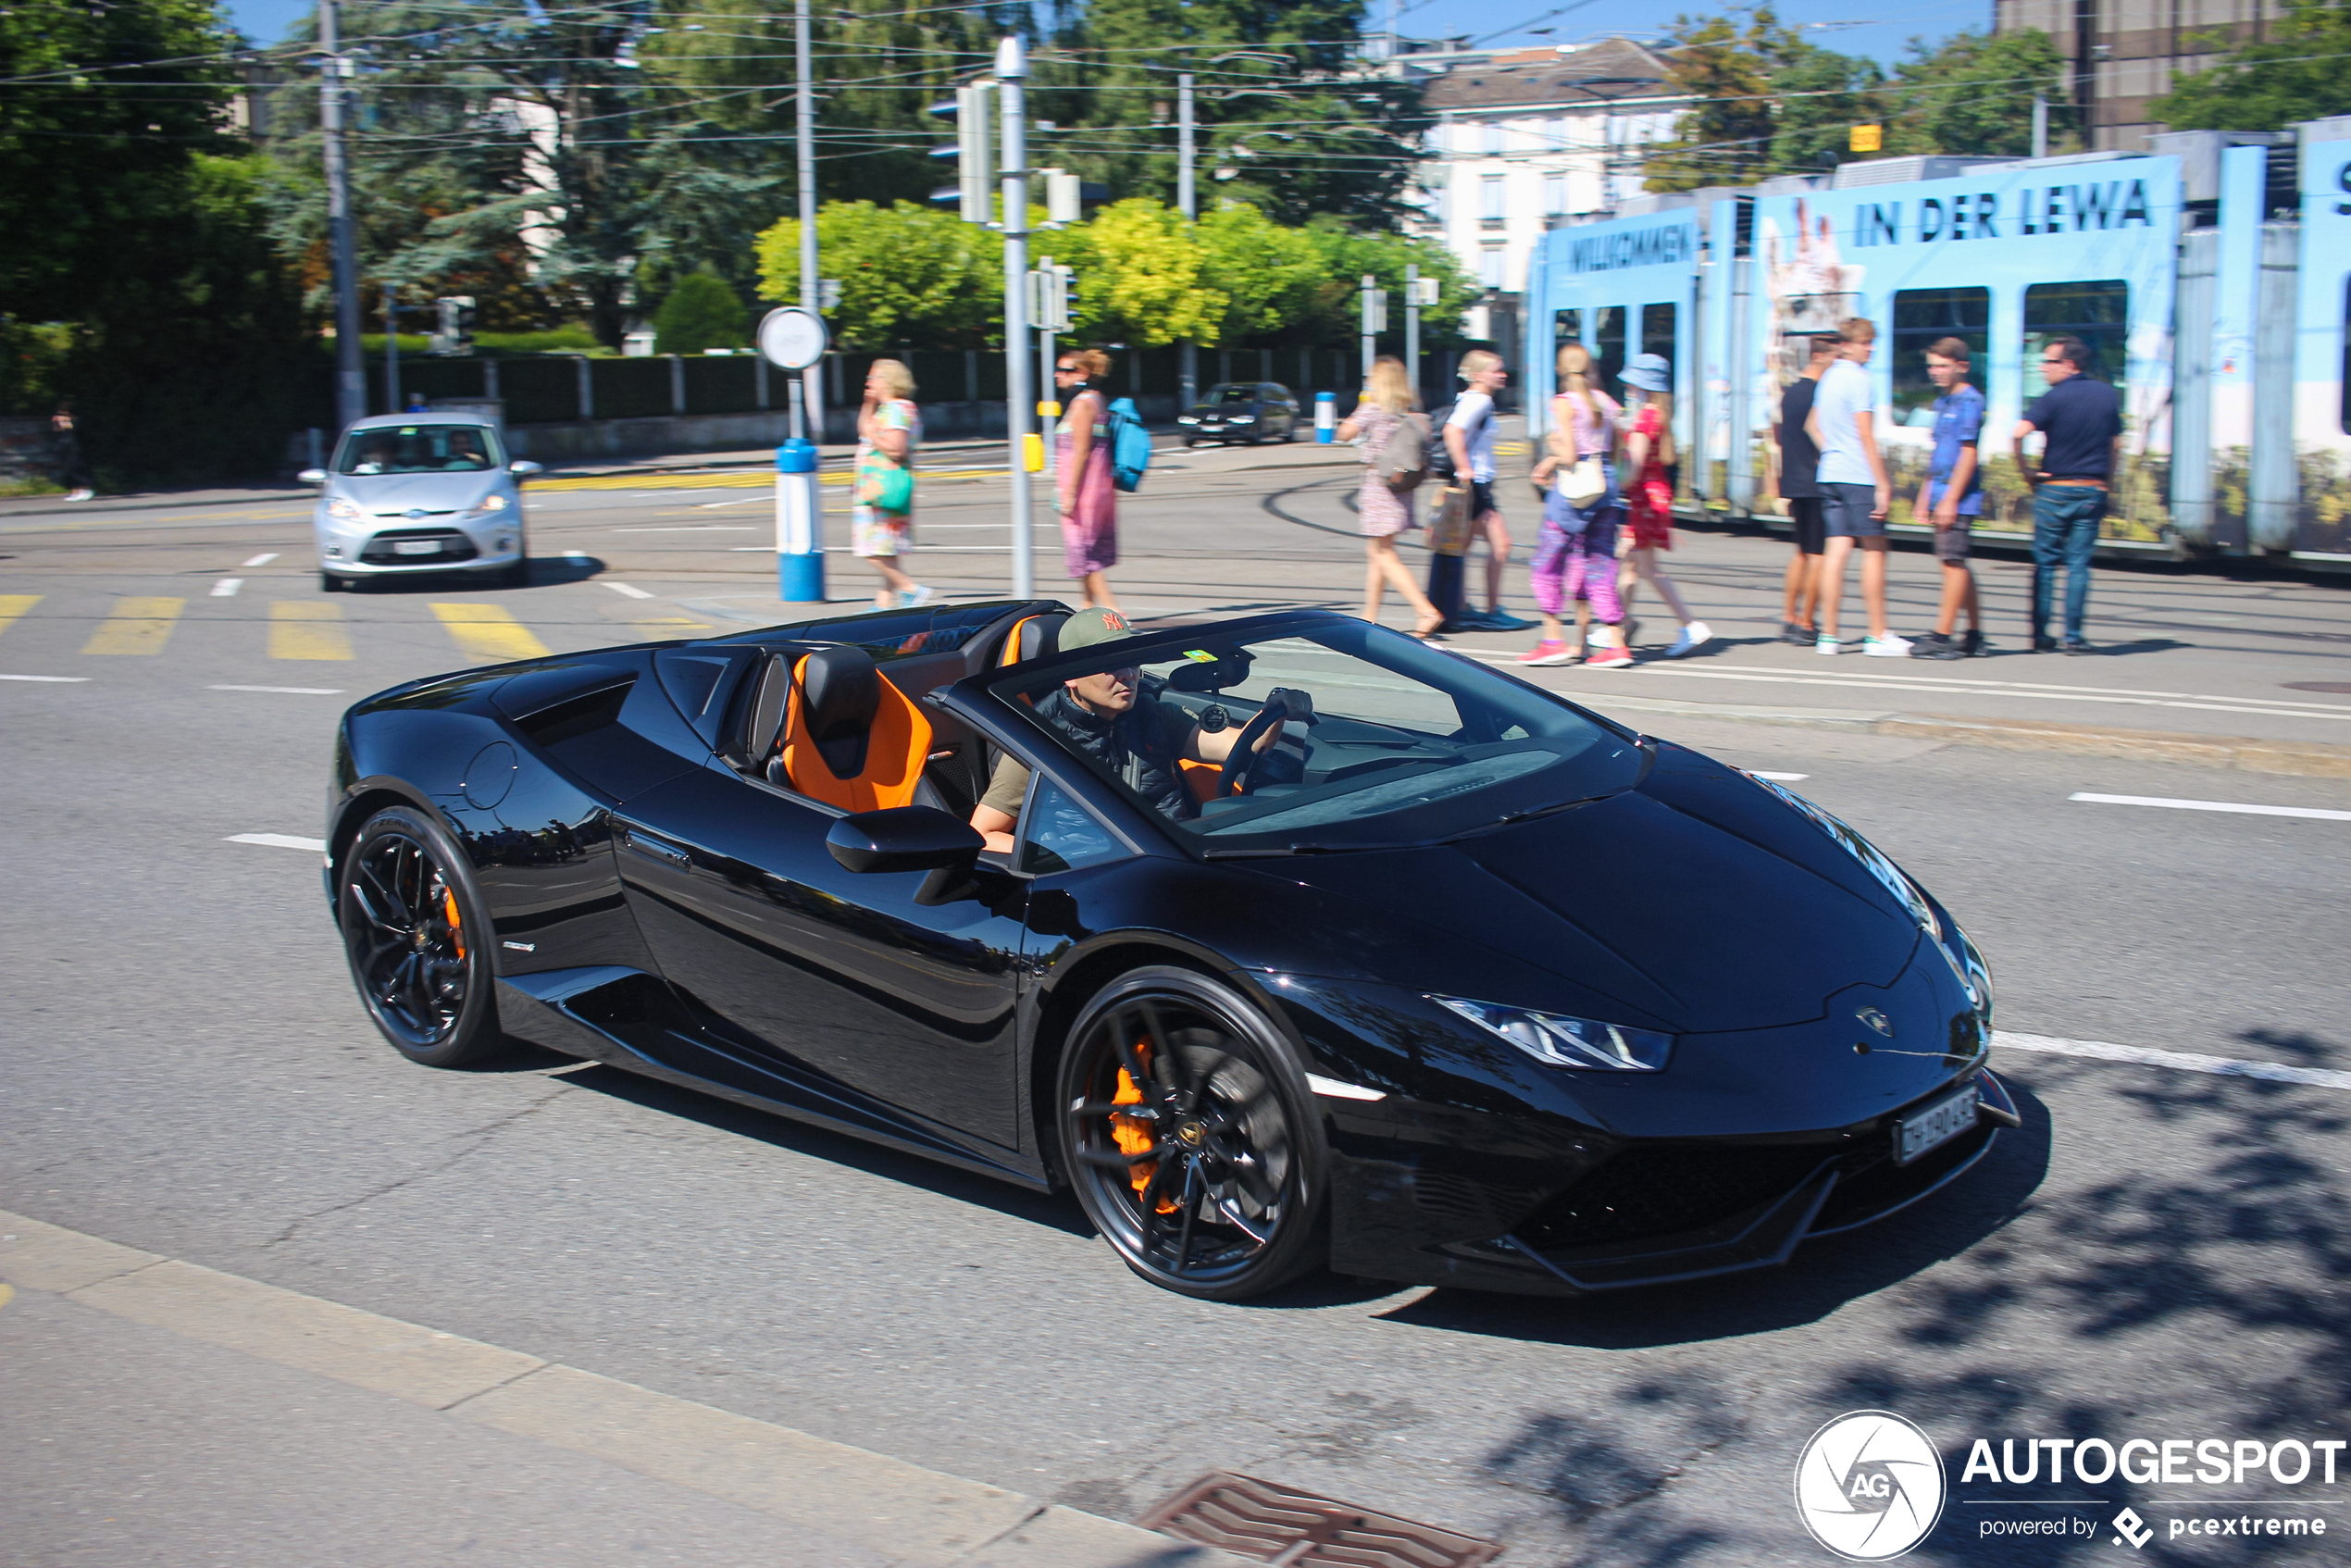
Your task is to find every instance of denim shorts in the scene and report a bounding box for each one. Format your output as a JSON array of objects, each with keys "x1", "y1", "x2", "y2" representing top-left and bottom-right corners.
[{"x1": 1821, "y1": 481, "x2": 1883, "y2": 540}]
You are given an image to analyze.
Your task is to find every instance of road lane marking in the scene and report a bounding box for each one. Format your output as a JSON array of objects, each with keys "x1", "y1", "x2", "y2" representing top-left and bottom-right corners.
[
  {"x1": 431, "y1": 603, "x2": 553, "y2": 661},
  {"x1": 81, "y1": 596, "x2": 184, "y2": 655},
  {"x1": 267, "y1": 602, "x2": 355, "y2": 660},
  {"x1": 612, "y1": 523, "x2": 756, "y2": 531},
  {"x1": 0, "y1": 593, "x2": 40, "y2": 635},
  {"x1": 210, "y1": 684, "x2": 344, "y2": 694},
  {"x1": 1995, "y1": 1031, "x2": 2351, "y2": 1090},
  {"x1": 2068, "y1": 791, "x2": 2351, "y2": 822},
  {"x1": 603, "y1": 581, "x2": 656, "y2": 599},
  {"x1": 1752, "y1": 771, "x2": 1810, "y2": 781},
  {"x1": 0, "y1": 673, "x2": 87, "y2": 682},
  {"x1": 210, "y1": 578, "x2": 242, "y2": 597},
  {"x1": 692, "y1": 499, "x2": 759, "y2": 510},
  {"x1": 226, "y1": 832, "x2": 328, "y2": 852},
  {"x1": 242, "y1": 553, "x2": 280, "y2": 566}
]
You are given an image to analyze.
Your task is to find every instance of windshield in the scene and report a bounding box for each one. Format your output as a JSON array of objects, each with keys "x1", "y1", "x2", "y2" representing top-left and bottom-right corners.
[
  {"x1": 988, "y1": 619, "x2": 1645, "y2": 854},
  {"x1": 334, "y1": 424, "x2": 503, "y2": 475},
  {"x1": 1197, "y1": 384, "x2": 1258, "y2": 406}
]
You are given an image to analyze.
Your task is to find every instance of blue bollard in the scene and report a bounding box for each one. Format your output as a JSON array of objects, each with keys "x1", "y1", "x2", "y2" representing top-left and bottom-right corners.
[
  {"x1": 1314, "y1": 391, "x2": 1337, "y2": 443},
  {"x1": 775, "y1": 438, "x2": 824, "y2": 603}
]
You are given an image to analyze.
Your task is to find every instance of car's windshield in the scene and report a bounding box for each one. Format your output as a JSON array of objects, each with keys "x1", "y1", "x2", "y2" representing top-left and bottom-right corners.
[
  {"x1": 1198, "y1": 384, "x2": 1258, "y2": 406},
  {"x1": 988, "y1": 619, "x2": 1645, "y2": 854},
  {"x1": 334, "y1": 424, "x2": 503, "y2": 475}
]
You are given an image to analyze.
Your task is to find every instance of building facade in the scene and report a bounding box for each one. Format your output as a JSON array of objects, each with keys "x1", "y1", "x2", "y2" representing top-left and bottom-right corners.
[{"x1": 1996, "y1": 0, "x2": 2290, "y2": 151}]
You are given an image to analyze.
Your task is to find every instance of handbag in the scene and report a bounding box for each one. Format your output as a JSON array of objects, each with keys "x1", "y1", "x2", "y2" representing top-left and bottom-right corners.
[
  {"x1": 1558, "y1": 455, "x2": 1607, "y2": 506},
  {"x1": 1426, "y1": 484, "x2": 1474, "y2": 557},
  {"x1": 858, "y1": 457, "x2": 914, "y2": 514}
]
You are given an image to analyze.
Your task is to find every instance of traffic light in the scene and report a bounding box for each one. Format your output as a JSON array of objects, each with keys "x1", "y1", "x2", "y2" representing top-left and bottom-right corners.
[
  {"x1": 927, "y1": 81, "x2": 997, "y2": 223},
  {"x1": 432, "y1": 294, "x2": 476, "y2": 356},
  {"x1": 1027, "y1": 261, "x2": 1074, "y2": 332}
]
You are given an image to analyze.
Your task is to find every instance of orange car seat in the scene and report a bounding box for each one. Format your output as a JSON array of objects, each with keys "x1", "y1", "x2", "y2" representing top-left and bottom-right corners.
[
  {"x1": 766, "y1": 645, "x2": 938, "y2": 813},
  {"x1": 999, "y1": 612, "x2": 1069, "y2": 668}
]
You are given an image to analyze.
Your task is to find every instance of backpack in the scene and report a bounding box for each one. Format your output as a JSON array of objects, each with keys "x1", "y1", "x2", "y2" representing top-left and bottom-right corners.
[
  {"x1": 1424, "y1": 396, "x2": 1490, "y2": 485},
  {"x1": 1106, "y1": 397, "x2": 1151, "y2": 492},
  {"x1": 1374, "y1": 410, "x2": 1432, "y2": 493}
]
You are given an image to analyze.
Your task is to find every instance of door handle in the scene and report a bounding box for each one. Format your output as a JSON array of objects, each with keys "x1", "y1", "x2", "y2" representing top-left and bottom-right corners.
[{"x1": 623, "y1": 829, "x2": 691, "y2": 870}]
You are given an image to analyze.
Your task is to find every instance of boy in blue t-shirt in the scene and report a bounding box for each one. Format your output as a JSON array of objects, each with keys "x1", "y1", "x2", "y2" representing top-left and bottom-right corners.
[{"x1": 1912, "y1": 337, "x2": 1985, "y2": 659}]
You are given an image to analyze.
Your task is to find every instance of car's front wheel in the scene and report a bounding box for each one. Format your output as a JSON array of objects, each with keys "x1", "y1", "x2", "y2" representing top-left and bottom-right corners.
[
  {"x1": 1058, "y1": 966, "x2": 1327, "y2": 1300},
  {"x1": 338, "y1": 804, "x2": 503, "y2": 1067}
]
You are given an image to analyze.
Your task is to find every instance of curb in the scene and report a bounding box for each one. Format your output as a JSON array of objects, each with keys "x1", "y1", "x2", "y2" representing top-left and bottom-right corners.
[{"x1": 0, "y1": 1211, "x2": 1250, "y2": 1568}]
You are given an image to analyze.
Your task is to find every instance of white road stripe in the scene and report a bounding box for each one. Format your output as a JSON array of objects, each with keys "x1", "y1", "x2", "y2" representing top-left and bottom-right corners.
[
  {"x1": 210, "y1": 578, "x2": 242, "y2": 597},
  {"x1": 227, "y1": 832, "x2": 328, "y2": 852},
  {"x1": 241, "y1": 552, "x2": 279, "y2": 566},
  {"x1": 0, "y1": 673, "x2": 89, "y2": 682},
  {"x1": 1752, "y1": 771, "x2": 1810, "y2": 781},
  {"x1": 208, "y1": 684, "x2": 345, "y2": 695},
  {"x1": 603, "y1": 581, "x2": 656, "y2": 600},
  {"x1": 1996, "y1": 1031, "x2": 2351, "y2": 1090},
  {"x1": 612, "y1": 523, "x2": 756, "y2": 531},
  {"x1": 2069, "y1": 791, "x2": 2351, "y2": 822}
]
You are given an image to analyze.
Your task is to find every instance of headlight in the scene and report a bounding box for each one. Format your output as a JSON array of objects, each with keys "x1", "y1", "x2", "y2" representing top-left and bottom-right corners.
[
  {"x1": 1432, "y1": 995, "x2": 1673, "y2": 1072},
  {"x1": 326, "y1": 497, "x2": 365, "y2": 522},
  {"x1": 472, "y1": 493, "x2": 510, "y2": 514},
  {"x1": 1177, "y1": 416, "x2": 1200, "y2": 424},
  {"x1": 1228, "y1": 415, "x2": 1256, "y2": 423},
  {"x1": 1746, "y1": 772, "x2": 1939, "y2": 940}
]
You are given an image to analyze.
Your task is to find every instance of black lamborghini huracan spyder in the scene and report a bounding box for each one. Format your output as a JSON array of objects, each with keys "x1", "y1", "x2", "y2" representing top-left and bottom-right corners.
[{"x1": 328, "y1": 599, "x2": 2015, "y2": 1300}]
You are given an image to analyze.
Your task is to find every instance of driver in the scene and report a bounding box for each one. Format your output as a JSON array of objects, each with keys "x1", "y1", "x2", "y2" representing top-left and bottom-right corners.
[{"x1": 970, "y1": 607, "x2": 1287, "y2": 854}]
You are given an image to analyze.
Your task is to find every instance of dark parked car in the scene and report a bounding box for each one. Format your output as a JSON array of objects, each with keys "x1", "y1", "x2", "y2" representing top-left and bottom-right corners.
[
  {"x1": 1176, "y1": 382, "x2": 1300, "y2": 445},
  {"x1": 328, "y1": 601, "x2": 2013, "y2": 1301}
]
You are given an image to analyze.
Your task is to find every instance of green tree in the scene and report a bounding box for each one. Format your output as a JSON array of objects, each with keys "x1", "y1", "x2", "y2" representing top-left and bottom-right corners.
[
  {"x1": 2151, "y1": 0, "x2": 2351, "y2": 130},
  {"x1": 653, "y1": 269, "x2": 748, "y2": 354},
  {"x1": 1768, "y1": 44, "x2": 1887, "y2": 175},
  {"x1": 1644, "y1": 6, "x2": 1804, "y2": 192},
  {"x1": 754, "y1": 202, "x2": 1002, "y2": 348},
  {"x1": 1890, "y1": 29, "x2": 2074, "y2": 156}
]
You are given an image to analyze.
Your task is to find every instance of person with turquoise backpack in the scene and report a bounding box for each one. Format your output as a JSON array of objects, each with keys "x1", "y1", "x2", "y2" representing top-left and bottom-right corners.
[
  {"x1": 852, "y1": 357, "x2": 928, "y2": 608},
  {"x1": 1052, "y1": 347, "x2": 1121, "y2": 613}
]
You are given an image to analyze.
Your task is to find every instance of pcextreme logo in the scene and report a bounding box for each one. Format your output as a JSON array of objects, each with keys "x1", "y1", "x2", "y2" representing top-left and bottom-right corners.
[{"x1": 1795, "y1": 1411, "x2": 1949, "y2": 1561}]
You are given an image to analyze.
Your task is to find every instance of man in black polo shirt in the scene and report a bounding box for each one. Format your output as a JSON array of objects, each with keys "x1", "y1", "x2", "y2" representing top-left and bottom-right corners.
[
  {"x1": 1773, "y1": 333, "x2": 1837, "y2": 644},
  {"x1": 2011, "y1": 335, "x2": 2123, "y2": 653}
]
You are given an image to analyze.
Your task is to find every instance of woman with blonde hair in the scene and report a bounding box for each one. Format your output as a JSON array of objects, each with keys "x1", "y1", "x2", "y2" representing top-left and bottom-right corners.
[
  {"x1": 1336, "y1": 355, "x2": 1443, "y2": 639},
  {"x1": 1052, "y1": 346, "x2": 1120, "y2": 611},
  {"x1": 1524, "y1": 342, "x2": 1630, "y2": 666},
  {"x1": 852, "y1": 357, "x2": 928, "y2": 607},
  {"x1": 1614, "y1": 354, "x2": 1710, "y2": 658}
]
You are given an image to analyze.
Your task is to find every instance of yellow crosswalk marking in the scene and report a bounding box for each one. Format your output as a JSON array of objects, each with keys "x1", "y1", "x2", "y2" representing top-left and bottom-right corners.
[
  {"x1": 0, "y1": 594, "x2": 40, "y2": 635},
  {"x1": 81, "y1": 596, "x2": 185, "y2": 655},
  {"x1": 431, "y1": 603, "x2": 552, "y2": 662},
  {"x1": 268, "y1": 601, "x2": 354, "y2": 660}
]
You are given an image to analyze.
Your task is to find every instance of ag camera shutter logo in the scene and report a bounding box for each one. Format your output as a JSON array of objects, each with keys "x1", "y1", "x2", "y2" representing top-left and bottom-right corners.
[{"x1": 1795, "y1": 1411, "x2": 1948, "y2": 1561}]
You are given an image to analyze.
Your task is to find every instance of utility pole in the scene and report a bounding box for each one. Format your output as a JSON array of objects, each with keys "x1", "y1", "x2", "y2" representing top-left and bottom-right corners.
[
  {"x1": 794, "y1": 0, "x2": 821, "y2": 443},
  {"x1": 2031, "y1": 93, "x2": 2048, "y2": 159},
  {"x1": 1360, "y1": 275, "x2": 1376, "y2": 384},
  {"x1": 998, "y1": 36, "x2": 1034, "y2": 600},
  {"x1": 1404, "y1": 262, "x2": 1421, "y2": 403},
  {"x1": 319, "y1": 0, "x2": 364, "y2": 431},
  {"x1": 1176, "y1": 71, "x2": 1196, "y2": 410},
  {"x1": 382, "y1": 283, "x2": 400, "y2": 412}
]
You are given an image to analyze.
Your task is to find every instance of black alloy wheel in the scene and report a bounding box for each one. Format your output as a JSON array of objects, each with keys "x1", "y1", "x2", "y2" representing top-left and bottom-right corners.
[
  {"x1": 1059, "y1": 967, "x2": 1327, "y2": 1300},
  {"x1": 338, "y1": 805, "x2": 503, "y2": 1067}
]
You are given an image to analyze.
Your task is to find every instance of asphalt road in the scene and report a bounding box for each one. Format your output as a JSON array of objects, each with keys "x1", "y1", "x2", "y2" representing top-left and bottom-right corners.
[{"x1": 5, "y1": 445, "x2": 2350, "y2": 1565}]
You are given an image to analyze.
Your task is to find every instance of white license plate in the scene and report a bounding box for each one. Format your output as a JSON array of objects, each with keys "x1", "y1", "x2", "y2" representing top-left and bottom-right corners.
[
  {"x1": 1895, "y1": 1084, "x2": 1980, "y2": 1164},
  {"x1": 392, "y1": 539, "x2": 442, "y2": 555}
]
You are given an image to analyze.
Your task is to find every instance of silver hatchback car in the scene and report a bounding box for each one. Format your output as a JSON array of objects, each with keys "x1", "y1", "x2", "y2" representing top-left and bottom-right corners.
[{"x1": 302, "y1": 413, "x2": 541, "y2": 591}]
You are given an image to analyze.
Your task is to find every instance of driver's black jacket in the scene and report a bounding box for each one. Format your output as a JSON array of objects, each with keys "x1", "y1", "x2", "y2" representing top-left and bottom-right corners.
[{"x1": 980, "y1": 676, "x2": 1200, "y2": 822}]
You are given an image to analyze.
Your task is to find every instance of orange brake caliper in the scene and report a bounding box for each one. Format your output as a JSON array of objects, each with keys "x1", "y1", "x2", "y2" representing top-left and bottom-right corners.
[
  {"x1": 442, "y1": 889, "x2": 466, "y2": 960},
  {"x1": 1110, "y1": 1051, "x2": 1181, "y2": 1214}
]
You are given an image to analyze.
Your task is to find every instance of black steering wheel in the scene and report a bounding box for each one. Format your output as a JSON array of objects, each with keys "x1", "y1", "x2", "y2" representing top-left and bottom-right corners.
[{"x1": 1216, "y1": 689, "x2": 1312, "y2": 798}]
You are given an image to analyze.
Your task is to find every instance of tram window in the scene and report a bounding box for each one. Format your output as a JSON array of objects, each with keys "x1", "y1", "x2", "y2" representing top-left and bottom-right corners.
[
  {"x1": 1595, "y1": 307, "x2": 1625, "y2": 391},
  {"x1": 2023, "y1": 280, "x2": 2127, "y2": 386},
  {"x1": 1553, "y1": 309, "x2": 1582, "y2": 347},
  {"x1": 1641, "y1": 304, "x2": 1676, "y2": 368},
  {"x1": 1892, "y1": 286, "x2": 1990, "y2": 428}
]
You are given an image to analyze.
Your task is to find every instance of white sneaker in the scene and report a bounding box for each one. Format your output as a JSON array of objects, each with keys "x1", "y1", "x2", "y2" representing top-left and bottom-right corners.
[
  {"x1": 1815, "y1": 632, "x2": 1845, "y2": 655},
  {"x1": 898, "y1": 584, "x2": 935, "y2": 608},
  {"x1": 65, "y1": 488, "x2": 93, "y2": 502},
  {"x1": 1665, "y1": 621, "x2": 1711, "y2": 659},
  {"x1": 1862, "y1": 632, "x2": 1912, "y2": 657}
]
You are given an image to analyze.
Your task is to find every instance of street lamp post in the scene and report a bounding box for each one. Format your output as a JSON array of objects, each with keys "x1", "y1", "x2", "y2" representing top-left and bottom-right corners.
[
  {"x1": 794, "y1": 0, "x2": 822, "y2": 442},
  {"x1": 319, "y1": 0, "x2": 364, "y2": 431},
  {"x1": 998, "y1": 36, "x2": 1034, "y2": 600},
  {"x1": 1176, "y1": 71, "x2": 1196, "y2": 411}
]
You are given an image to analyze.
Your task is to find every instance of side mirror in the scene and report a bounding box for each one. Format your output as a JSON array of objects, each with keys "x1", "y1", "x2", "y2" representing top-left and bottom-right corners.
[
  {"x1": 298, "y1": 468, "x2": 328, "y2": 484},
  {"x1": 509, "y1": 460, "x2": 543, "y2": 478},
  {"x1": 827, "y1": 806, "x2": 983, "y2": 876}
]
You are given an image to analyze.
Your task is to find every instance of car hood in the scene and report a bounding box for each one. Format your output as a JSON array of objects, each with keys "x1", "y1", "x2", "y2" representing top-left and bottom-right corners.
[
  {"x1": 1262, "y1": 746, "x2": 1923, "y2": 1034},
  {"x1": 330, "y1": 471, "x2": 502, "y2": 514}
]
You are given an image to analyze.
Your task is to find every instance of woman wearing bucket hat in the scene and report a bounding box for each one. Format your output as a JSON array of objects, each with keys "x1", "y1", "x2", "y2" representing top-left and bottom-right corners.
[{"x1": 1614, "y1": 353, "x2": 1710, "y2": 660}]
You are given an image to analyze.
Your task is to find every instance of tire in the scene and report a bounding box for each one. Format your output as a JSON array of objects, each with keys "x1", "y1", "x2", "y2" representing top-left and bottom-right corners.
[
  {"x1": 337, "y1": 804, "x2": 505, "y2": 1068},
  {"x1": 320, "y1": 570, "x2": 344, "y2": 592},
  {"x1": 1057, "y1": 965, "x2": 1328, "y2": 1300},
  {"x1": 501, "y1": 554, "x2": 529, "y2": 590}
]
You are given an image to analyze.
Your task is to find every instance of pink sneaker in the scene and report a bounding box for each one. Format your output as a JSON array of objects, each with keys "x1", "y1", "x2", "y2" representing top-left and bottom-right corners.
[
  {"x1": 1586, "y1": 643, "x2": 1635, "y2": 668},
  {"x1": 1516, "y1": 640, "x2": 1578, "y2": 667}
]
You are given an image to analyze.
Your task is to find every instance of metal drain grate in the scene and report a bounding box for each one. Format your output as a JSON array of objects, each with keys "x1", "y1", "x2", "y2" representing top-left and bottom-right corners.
[{"x1": 1138, "y1": 1471, "x2": 1502, "y2": 1567}]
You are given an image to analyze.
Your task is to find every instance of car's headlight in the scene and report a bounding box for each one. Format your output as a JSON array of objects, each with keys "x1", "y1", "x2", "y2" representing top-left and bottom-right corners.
[
  {"x1": 1746, "y1": 772, "x2": 1939, "y2": 941},
  {"x1": 1177, "y1": 416, "x2": 1200, "y2": 424},
  {"x1": 1228, "y1": 415, "x2": 1256, "y2": 423},
  {"x1": 1432, "y1": 995, "x2": 1673, "y2": 1072},
  {"x1": 471, "y1": 493, "x2": 510, "y2": 514},
  {"x1": 326, "y1": 496, "x2": 366, "y2": 522}
]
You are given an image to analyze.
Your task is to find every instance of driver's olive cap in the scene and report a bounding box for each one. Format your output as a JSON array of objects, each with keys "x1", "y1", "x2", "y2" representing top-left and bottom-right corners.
[{"x1": 1057, "y1": 606, "x2": 1136, "y2": 652}]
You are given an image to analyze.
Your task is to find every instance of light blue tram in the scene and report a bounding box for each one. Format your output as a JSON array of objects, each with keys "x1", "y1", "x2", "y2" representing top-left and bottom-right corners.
[{"x1": 1524, "y1": 126, "x2": 2351, "y2": 567}]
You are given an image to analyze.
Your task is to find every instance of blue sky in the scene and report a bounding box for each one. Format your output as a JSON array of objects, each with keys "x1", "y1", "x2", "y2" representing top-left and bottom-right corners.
[{"x1": 228, "y1": 0, "x2": 1996, "y2": 66}]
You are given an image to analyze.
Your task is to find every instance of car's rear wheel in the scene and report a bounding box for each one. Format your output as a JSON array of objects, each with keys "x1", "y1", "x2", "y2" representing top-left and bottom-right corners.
[
  {"x1": 338, "y1": 805, "x2": 504, "y2": 1068},
  {"x1": 1058, "y1": 966, "x2": 1326, "y2": 1300}
]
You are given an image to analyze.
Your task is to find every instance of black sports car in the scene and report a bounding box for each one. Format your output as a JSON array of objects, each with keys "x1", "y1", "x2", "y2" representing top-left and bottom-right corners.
[
  {"x1": 328, "y1": 600, "x2": 2015, "y2": 1300},
  {"x1": 1176, "y1": 382, "x2": 1300, "y2": 444}
]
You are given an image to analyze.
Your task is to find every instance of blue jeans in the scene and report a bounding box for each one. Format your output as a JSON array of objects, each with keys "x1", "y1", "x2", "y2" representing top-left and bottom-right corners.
[{"x1": 2031, "y1": 485, "x2": 2105, "y2": 641}]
